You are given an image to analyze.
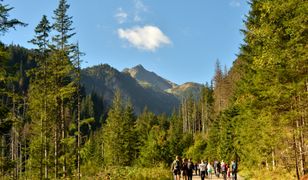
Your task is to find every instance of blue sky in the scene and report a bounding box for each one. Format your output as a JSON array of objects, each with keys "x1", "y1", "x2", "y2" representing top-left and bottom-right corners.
[{"x1": 1, "y1": 0, "x2": 249, "y2": 85}]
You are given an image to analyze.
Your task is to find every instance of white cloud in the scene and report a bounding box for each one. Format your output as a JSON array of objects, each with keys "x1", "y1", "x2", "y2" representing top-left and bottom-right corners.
[
  {"x1": 118, "y1": 25, "x2": 171, "y2": 52},
  {"x1": 115, "y1": 8, "x2": 128, "y2": 24},
  {"x1": 229, "y1": 0, "x2": 241, "y2": 7}
]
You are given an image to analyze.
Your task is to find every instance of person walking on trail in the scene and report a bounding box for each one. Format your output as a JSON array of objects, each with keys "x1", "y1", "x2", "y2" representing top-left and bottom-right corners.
[
  {"x1": 204, "y1": 160, "x2": 208, "y2": 177},
  {"x1": 199, "y1": 160, "x2": 207, "y2": 180},
  {"x1": 171, "y1": 156, "x2": 181, "y2": 180},
  {"x1": 182, "y1": 158, "x2": 188, "y2": 180},
  {"x1": 207, "y1": 162, "x2": 214, "y2": 179},
  {"x1": 196, "y1": 161, "x2": 200, "y2": 176},
  {"x1": 221, "y1": 160, "x2": 227, "y2": 180},
  {"x1": 231, "y1": 160, "x2": 237, "y2": 180},
  {"x1": 214, "y1": 160, "x2": 218, "y2": 176},
  {"x1": 217, "y1": 160, "x2": 221, "y2": 177},
  {"x1": 187, "y1": 158, "x2": 194, "y2": 180},
  {"x1": 226, "y1": 163, "x2": 231, "y2": 179}
]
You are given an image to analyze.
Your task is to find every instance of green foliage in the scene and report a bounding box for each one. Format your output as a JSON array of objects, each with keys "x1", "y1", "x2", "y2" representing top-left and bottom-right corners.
[
  {"x1": 83, "y1": 166, "x2": 172, "y2": 180},
  {"x1": 184, "y1": 133, "x2": 207, "y2": 161},
  {"x1": 0, "y1": 2, "x2": 26, "y2": 34},
  {"x1": 52, "y1": 0, "x2": 75, "y2": 52},
  {"x1": 229, "y1": 0, "x2": 308, "y2": 177},
  {"x1": 0, "y1": 0, "x2": 307, "y2": 178},
  {"x1": 167, "y1": 112, "x2": 184, "y2": 161},
  {"x1": 29, "y1": 15, "x2": 51, "y2": 53},
  {"x1": 138, "y1": 125, "x2": 169, "y2": 167},
  {"x1": 102, "y1": 90, "x2": 136, "y2": 166}
]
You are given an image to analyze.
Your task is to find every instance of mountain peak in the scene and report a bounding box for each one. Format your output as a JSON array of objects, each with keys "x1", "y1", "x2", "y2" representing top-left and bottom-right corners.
[
  {"x1": 125, "y1": 64, "x2": 177, "y2": 91},
  {"x1": 133, "y1": 64, "x2": 145, "y2": 70}
]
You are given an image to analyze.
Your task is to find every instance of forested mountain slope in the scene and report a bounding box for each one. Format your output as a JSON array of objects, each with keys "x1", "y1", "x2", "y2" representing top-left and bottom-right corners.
[{"x1": 81, "y1": 64, "x2": 180, "y2": 114}]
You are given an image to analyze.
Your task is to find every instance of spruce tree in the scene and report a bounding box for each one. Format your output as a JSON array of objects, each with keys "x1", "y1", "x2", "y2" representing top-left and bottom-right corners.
[
  {"x1": 51, "y1": 0, "x2": 77, "y2": 177},
  {"x1": 230, "y1": 0, "x2": 307, "y2": 177},
  {"x1": 28, "y1": 14, "x2": 52, "y2": 179},
  {"x1": 52, "y1": 0, "x2": 75, "y2": 53},
  {"x1": 102, "y1": 91, "x2": 136, "y2": 166},
  {"x1": 0, "y1": 1, "x2": 26, "y2": 34},
  {"x1": 102, "y1": 90, "x2": 124, "y2": 165}
]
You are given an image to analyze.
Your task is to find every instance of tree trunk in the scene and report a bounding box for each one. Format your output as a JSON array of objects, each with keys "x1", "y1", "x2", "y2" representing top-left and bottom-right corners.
[
  {"x1": 54, "y1": 127, "x2": 58, "y2": 179},
  {"x1": 271, "y1": 149, "x2": 275, "y2": 170},
  {"x1": 77, "y1": 45, "x2": 81, "y2": 180},
  {"x1": 44, "y1": 53, "x2": 48, "y2": 179},
  {"x1": 40, "y1": 116, "x2": 43, "y2": 179},
  {"x1": 293, "y1": 132, "x2": 300, "y2": 180},
  {"x1": 61, "y1": 99, "x2": 66, "y2": 177}
]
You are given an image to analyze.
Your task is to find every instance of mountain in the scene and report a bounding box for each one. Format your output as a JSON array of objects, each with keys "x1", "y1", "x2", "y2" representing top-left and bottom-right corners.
[
  {"x1": 81, "y1": 64, "x2": 179, "y2": 114},
  {"x1": 123, "y1": 64, "x2": 177, "y2": 91},
  {"x1": 124, "y1": 65, "x2": 204, "y2": 99},
  {"x1": 165, "y1": 82, "x2": 204, "y2": 99}
]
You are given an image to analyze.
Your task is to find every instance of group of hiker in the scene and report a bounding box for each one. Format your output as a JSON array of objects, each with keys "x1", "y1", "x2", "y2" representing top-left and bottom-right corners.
[{"x1": 171, "y1": 156, "x2": 238, "y2": 180}]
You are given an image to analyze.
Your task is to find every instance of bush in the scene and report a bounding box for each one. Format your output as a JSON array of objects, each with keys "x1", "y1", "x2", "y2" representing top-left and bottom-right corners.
[
  {"x1": 82, "y1": 166, "x2": 173, "y2": 179},
  {"x1": 240, "y1": 167, "x2": 295, "y2": 180}
]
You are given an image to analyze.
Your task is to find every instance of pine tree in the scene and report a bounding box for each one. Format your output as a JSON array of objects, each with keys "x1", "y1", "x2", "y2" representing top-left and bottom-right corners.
[
  {"x1": 230, "y1": 0, "x2": 307, "y2": 177},
  {"x1": 122, "y1": 101, "x2": 136, "y2": 165},
  {"x1": 103, "y1": 90, "x2": 126, "y2": 165},
  {"x1": 51, "y1": 0, "x2": 77, "y2": 177},
  {"x1": 135, "y1": 107, "x2": 157, "y2": 158},
  {"x1": 167, "y1": 111, "x2": 184, "y2": 162},
  {"x1": 0, "y1": 2, "x2": 26, "y2": 178},
  {"x1": 0, "y1": 1, "x2": 26, "y2": 34},
  {"x1": 28, "y1": 15, "x2": 52, "y2": 179},
  {"x1": 52, "y1": 0, "x2": 75, "y2": 53}
]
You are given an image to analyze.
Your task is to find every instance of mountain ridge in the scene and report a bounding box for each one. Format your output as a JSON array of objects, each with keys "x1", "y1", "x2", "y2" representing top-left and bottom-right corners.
[
  {"x1": 123, "y1": 64, "x2": 203, "y2": 99},
  {"x1": 81, "y1": 64, "x2": 204, "y2": 114}
]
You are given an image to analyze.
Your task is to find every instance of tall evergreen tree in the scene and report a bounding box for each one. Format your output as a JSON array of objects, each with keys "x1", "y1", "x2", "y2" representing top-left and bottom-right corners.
[
  {"x1": 28, "y1": 14, "x2": 52, "y2": 179},
  {"x1": 102, "y1": 90, "x2": 135, "y2": 166},
  {"x1": 51, "y1": 0, "x2": 77, "y2": 177}
]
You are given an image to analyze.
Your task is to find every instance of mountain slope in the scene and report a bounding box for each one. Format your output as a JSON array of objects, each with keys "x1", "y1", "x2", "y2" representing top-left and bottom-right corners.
[
  {"x1": 123, "y1": 64, "x2": 177, "y2": 91},
  {"x1": 166, "y1": 82, "x2": 204, "y2": 99},
  {"x1": 81, "y1": 64, "x2": 179, "y2": 114},
  {"x1": 124, "y1": 65, "x2": 203, "y2": 99}
]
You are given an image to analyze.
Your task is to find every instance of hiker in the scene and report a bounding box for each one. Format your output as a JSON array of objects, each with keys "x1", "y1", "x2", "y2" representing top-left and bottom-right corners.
[
  {"x1": 214, "y1": 160, "x2": 218, "y2": 176},
  {"x1": 171, "y1": 155, "x2": 181, "y2": 180},
  {"x1": 204, "y1": 160, "x2": 208, "y2": 177},
  {"x1": 182, "y1": 158, "x2": 188, "y2": 180},
  {"x1": 226, "y1": 163, "x2": 231, "y2": 179},
  {"x1": 187, "y1": 158, "x2": 194, "y2": 180},
  {"x1": 221, "y1": 160, "x2": 227, "y2": 180},
  {"x1": 231, "y1": 160, "x2": 237, "y2": 180},
  {"x1": 199, "y1": 160, "x2": 207, "y2": 180},
  {"x1": 207, "y1": 162, "x2": 214, "y2": 179},
  {"x1": 195, "y1": 161, "x2": 200, "y2": 175},
  {"x1": 216, "y1": 160, "x2": 221, "y2": 178}
]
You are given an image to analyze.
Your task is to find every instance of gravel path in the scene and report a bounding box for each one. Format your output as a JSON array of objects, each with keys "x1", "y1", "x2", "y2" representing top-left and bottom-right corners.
[{"x1": 190, "y1": 174, "x2": 244, "y2": 180}]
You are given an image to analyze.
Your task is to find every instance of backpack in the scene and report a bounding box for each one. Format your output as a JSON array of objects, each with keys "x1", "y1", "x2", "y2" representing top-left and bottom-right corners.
[
  {"x1": 187, "y1": 162, "x2": 193, "y2": 170},
  {"x1": 175, "y1": 160, "x2": 180, "y2": 170}
]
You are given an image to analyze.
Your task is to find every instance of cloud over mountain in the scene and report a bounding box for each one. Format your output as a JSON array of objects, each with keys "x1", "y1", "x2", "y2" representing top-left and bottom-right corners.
[{"x1": 118, "y1": 25, "x2": 171, "y2": 51}]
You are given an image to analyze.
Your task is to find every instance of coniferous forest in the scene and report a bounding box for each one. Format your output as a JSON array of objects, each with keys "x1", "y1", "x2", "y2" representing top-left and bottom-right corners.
[{"x1": 0, "y1": 0, "x2": 307, "y2": 179}]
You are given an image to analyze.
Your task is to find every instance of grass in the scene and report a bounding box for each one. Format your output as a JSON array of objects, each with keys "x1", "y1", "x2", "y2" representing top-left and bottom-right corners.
[
  {"x1": 239, "y1": 167, "x2": 296, "y2": 180},
  {"x1": 81, "y1": 165, "x2": 173, "y2": 180}
]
